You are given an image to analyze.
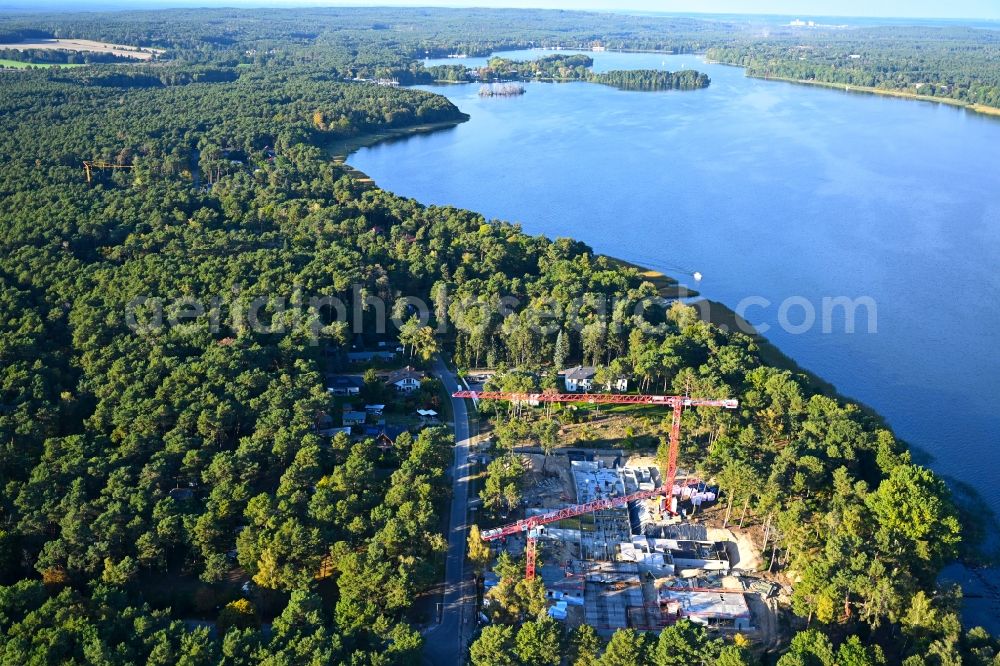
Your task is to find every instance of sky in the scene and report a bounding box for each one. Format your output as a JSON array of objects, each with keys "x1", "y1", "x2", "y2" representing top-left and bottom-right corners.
[{"x1": 6, "y1": 0, "x2": 1000, "y2": 19}]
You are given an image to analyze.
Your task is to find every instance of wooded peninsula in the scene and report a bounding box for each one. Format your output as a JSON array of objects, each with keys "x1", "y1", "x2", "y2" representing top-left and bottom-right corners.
[{"x1": 0, "y1": 6, "x2": 996, "y2": 666}]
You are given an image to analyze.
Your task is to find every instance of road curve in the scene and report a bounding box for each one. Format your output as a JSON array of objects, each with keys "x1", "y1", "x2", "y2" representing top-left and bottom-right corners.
[{"x1": 423, "y1": 357, "x2": 476, "y2": 665}]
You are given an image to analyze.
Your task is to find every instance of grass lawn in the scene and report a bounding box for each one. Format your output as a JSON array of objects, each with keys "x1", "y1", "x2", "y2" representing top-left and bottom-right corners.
[{"x1": 0, "y1": 59, "x2": 86, "y2": 69}]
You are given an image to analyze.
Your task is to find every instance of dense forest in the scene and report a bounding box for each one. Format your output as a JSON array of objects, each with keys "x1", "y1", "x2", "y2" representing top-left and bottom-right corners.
[
  {"x1": 0, "y1": 9, "x2": 725, "y2": 60},
  {"x1": 0, "y1": 63, "x2": 473, "y2": 664},
  {"x1": 477, "y1": 55, "x2": 710, "y2": 91},
  {"x1": 2, "y1": 8, "x2": 997, "y2": 106},
  {"x1": 706, "y1": 26, "x2": 1000, "y2": 108},
  {"x1": 590, "y1": 69, "x2": 711, "y2": 91},
  {"x1": 485, "y1": 53, "x2": 595, "y2": 81},
  {"x1": 0, "y1": 6, "x2": 997, "y2": 665}
]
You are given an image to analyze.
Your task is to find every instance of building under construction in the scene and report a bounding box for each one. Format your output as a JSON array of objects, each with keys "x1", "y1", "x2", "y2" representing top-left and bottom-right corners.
[
  {"x1": 468, "y1": 389, "x2": 767, "y2": 638},
  {"x1": 487, "y1": 454, "x2": 759, "y2": 637}
]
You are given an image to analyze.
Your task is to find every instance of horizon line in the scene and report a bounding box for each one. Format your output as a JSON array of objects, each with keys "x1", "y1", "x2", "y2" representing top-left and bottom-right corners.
[{"x1": 0, "y1": 2, "x2": 998, "y2": 23}]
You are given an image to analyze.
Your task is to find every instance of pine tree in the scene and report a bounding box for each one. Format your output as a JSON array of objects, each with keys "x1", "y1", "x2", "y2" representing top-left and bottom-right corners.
[
  {"x1": 554, "y1": 329, "x2": 569, "y2": 371},
  {"x1": 467, "y1": 525, "x2": 492, "y2": 576}
]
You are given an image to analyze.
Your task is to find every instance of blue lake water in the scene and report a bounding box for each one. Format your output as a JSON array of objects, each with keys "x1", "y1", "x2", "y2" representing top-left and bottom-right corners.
[{"x1": 353, "y1": 50, "x2": 1000, "y2": 625}]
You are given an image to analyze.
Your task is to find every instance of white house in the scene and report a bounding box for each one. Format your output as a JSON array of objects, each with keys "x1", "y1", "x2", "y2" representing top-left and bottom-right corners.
[
  {"x1": 564, "y1": 366, "x2": 596, "y2": 392},
  {"x1": 606, "y1": 376, "x2": 628, "y2": 392},
  {"x1": 386, "y1": 366, "x2": 426, "y2": 392}
]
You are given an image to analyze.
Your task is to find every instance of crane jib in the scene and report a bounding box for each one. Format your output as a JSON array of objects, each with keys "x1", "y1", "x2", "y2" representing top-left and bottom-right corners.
[
  {"x1": 464, "y1": 389, "x2": 739, "y2": 559},
  {"x1": 479, "y1": 486, "x2": 674, "y2": 542},
  {"x1": 451, "y1": 390, "x2": 738, "y2": 410}
]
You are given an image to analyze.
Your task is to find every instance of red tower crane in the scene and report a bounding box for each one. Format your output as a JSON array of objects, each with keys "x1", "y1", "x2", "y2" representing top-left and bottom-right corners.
[{"x1": 452, "y1": 390, "x2": 738, "y2": 579}]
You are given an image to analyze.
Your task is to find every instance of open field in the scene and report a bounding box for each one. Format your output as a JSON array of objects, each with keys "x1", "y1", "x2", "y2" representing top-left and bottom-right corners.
[
  {"x1": 0, "y1": 58, "x2": 84, "y2": 69},
  {"x1": 0, "y1": 38, "x2": 164, "y2": 60}
]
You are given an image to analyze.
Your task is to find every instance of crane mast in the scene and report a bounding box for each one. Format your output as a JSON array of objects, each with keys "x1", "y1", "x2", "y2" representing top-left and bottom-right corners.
[{"x1": 453, "y1": 390, "x2": 738, "y2": 579}]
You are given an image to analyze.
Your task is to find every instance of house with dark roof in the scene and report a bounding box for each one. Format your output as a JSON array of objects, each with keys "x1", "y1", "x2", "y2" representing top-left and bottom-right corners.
[
  {"x1": 363, "y1": 424, "x2": 409, "y2": 450},
  {"x1": 386, "y1": 366, "x2": 426, "y2": 392},
  {"x1": 318, "y1": 426, "x2": 353, "y2": 438},
  {"x1": 342, "y1": 406, "x2": 367, "y2": 427},
  {"x1": 327, "y1": 375, "x2": 363, "y2": 396},
  {"x1": 169, "y1": 487, "x2": 195, "y2": 501},
  {"x1": 564, "y1": 365, "x2": 597, "y2": 392},
  {"x1": 315, "y1": 411, "x2": 334, "y2": 430},
  {"x1": 346, "y1": 350, "x2": 397, "y2": 364}
]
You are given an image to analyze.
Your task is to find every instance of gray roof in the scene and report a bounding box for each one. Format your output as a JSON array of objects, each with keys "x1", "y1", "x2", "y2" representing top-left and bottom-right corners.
[
  {"x1": 318, "y1": 426, "x2": 353, "y2": 437},
  {"x1": 386, "y1": 366, "x2": 426, "y2": 385},
  {"x1": 565, "y1": 365, "x2": 597, "y2": 380},
  {"x1": 327, "y1": 375, "x2": 363, "y2": 388},
  {"x1": 347, "y1": 351, "x2": 396, "y2": 361},
  {"x1": 168, "y1": 488, "x2": 195, "y2": 501}
]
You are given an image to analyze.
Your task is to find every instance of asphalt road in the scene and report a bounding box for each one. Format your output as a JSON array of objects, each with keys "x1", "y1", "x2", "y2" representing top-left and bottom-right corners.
[{"x1": 423, "y1": 357, "x2": 476, "y2": 666}]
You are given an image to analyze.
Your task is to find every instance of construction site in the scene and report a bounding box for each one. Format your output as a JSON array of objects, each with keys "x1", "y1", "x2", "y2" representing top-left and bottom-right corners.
[{"x1": 462, "y1": 390, "x2": 783, "y2": 644}]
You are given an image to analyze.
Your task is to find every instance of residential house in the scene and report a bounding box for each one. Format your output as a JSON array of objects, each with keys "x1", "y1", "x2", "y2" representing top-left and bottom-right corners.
[
  {"x1": 564, "y1": 365, "x2": 596, "y2": 392},
  {"x1": 315, "y1": 411, "x2": 334, "y2": 430},
  {"x1": 365, "y1": 404, "x2": 385, "y2": 416},
  {"x1": 318, "y1": 426, "x2": 353, "y2": 438},
  {"x1": 327, "y1": 375, "x2": 362, "y2": 396},
  {"x1": 606, "y1": 375, "x2": 629, "y2": 392},
  {"x1": 341, "y1": 406, "x2": 367, "y2": 427},
  {"x1": 168, "y1": 487, "x2": 195, "y2": 501},
  {"x1": 386, "y1": 366, "x2": 426, "y2": 392},
  {"x1": 364, "y1": 424, "x2": 409, "y2": 451},
  {"x1": 346, "y1": 350, "x2": 396, "y2": 364}
]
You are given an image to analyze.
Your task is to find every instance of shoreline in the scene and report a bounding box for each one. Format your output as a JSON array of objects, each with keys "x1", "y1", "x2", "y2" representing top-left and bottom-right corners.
[
  {"x1": 328, "y1": 89, "x2": 998, "y2": 572},
  {"x1": 602, "y1": 255, "x2": 700, "y2": 299},
  {"x1": 323, "y1": 100, "x2": 962, "y2": 440},
  {"x1": 326, "y1": 115, "x2": 470, "y2": 178},
  {"x1": 750, "y1": 73, "x2": 1000, "y2": 118},
  {"x1": 444, "y1": 46, "x2": 1000, "y2": 119},
  {"x1": 292, "y1": 97, "x2": 999, "y2": 604}
]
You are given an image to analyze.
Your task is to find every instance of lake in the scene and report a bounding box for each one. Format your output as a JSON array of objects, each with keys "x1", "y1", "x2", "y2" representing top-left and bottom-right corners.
[{"x1": 350, "y1": 49, "x2": 1000, "y2": 626}]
